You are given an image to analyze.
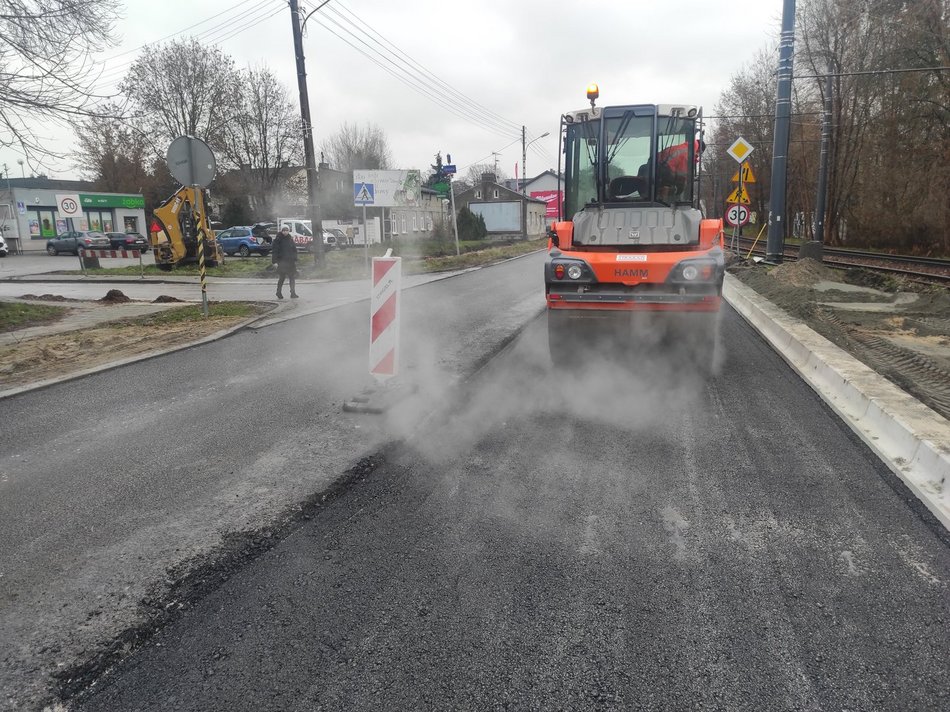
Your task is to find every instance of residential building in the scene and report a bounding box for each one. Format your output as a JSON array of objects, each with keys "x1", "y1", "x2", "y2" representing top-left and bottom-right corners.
[{"x1": 454, "y1": 173, "x2": 547, "y2": 240}]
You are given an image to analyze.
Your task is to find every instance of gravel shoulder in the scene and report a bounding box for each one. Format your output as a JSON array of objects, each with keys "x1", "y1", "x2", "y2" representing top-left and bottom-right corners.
[{"x1": 727, "y1": 258, "x2": 950, "y2": 420}]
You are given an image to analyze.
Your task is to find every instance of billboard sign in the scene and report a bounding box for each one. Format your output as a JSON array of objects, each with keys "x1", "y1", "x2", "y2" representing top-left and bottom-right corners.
[
  {"x1": 470, "y1": 201, "x2": 521, "y2": 232},
  {"x1": 530, "y1": 190, "x2": 563, "y2": 219},
  {"x1": 353, "y1": 170, "x2": 421, "y2": 208}
]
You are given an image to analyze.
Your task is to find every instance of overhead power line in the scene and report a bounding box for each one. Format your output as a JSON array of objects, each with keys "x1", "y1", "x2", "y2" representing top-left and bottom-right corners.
[
  {"x1": 92, "y1": 0, "x2": 284, "y2": 91},
  {"x1": 313, "y1": 0, "x2": 549, "y2": 161}
]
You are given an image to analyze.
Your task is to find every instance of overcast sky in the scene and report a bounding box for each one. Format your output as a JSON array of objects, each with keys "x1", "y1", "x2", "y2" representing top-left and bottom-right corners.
[{"x1": 0, "y1": 0, "x2": 786, "y2": 184}]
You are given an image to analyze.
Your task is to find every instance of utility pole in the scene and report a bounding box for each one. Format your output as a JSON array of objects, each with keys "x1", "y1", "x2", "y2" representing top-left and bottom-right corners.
[
  {"x1": 288, "y1": 0, "x2": 323, "y2": 263},
  {"x1": 765, "y1": 0, "x2": 796, "y2": 264}
]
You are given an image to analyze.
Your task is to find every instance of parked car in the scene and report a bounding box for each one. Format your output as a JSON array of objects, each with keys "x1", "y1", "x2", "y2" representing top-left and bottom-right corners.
[
  {"x1": 321, "y1": 229, "x2": 341, "y2": 249},
  {"x1": 46, "y1": 231, "x2": 111, "y2": 255},
  {"x1": 105, "y1": 232, "x2": 149, "y2": 252},
  {"x1": 0, "y1": 234, "x2": 7, "y2": 257},
  {"x1": 215, "y1": 225, "x2": 271, "y2": 257},
  {"x1": 325, "y1": 227, "x2": 348, "y2": 248}
]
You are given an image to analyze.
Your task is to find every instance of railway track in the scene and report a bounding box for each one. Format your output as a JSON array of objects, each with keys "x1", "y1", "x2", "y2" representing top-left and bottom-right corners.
[{"x1": 731, "y1": 236, "x2": 950, "y2": 285}]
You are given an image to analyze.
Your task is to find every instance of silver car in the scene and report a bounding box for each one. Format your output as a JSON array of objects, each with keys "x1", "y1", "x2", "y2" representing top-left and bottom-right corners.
[{"x1": 46, "y1": 230, "x2": 111, "y2": 255}]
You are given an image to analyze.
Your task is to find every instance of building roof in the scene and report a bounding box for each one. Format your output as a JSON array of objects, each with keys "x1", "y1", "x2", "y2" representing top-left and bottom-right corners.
[
  {"x1": 456, "y1": 176, "x2": 547, "y2": 204},
  {"x1": 4, "y1": 177, "x2": 97, "y2": 191}
]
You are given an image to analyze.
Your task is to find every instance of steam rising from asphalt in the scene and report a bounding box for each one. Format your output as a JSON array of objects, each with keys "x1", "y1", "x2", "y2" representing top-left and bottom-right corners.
[{"x1": 382, "y1": 309, "x2": 723, "y2": 466}]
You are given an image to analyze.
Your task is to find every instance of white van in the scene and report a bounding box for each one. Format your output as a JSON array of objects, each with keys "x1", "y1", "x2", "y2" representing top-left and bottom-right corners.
[
  {"x1": 277, "y1": 218, "x2": 313, "y2": 252},
  {"x1": 276, "y1": 218, "x2": 340, "y2": 251}
]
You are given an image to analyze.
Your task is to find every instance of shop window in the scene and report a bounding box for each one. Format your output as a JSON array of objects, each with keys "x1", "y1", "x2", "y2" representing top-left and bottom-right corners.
[
  {"x1": 27, "y1": 209, "x2": 60, "y2": 238},
  {"x1": 84, "y1": 210, "x2": 114, "y2": 233}
]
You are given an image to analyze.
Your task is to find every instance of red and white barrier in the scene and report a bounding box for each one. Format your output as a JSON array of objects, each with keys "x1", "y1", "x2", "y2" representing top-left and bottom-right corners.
[
  {"x1": 369, "y1": 256, "x2": 401, "y2": 381},
  {"x1": 80, "y1": 249, "x2": 144, "y2": 258}
]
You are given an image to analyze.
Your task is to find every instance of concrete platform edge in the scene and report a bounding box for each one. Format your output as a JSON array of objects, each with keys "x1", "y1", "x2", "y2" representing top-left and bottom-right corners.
[{"x1": 723, "y1": 272, "x2": 950, "y2": 531}]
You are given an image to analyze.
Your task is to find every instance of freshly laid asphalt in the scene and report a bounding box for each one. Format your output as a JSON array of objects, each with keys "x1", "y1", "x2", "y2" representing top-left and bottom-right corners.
[{"x1": 76, "y1": 294, "x2": 950, "y2": 712}]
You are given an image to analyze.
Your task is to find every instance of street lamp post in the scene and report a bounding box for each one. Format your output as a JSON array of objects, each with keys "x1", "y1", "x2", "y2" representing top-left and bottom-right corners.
[
  {"x1": 521, "y1": 129, "x2": 550, "y2": 238},
  {"x1": 521, "y1": 130, "x2": 550, "y2": 196}
]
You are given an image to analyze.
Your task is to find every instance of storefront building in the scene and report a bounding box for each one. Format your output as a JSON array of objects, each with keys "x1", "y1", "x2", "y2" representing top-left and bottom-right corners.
[{"x1": 0, "y1": 178, "x2": 147, "y2": 253}]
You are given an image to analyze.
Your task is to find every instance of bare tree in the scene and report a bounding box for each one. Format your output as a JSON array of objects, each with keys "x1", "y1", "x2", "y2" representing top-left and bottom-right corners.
[
  {"x1": 120, "y1": 38, "x2": 241, "y2": 151},
  {"x1": 217, "y1": 65, "x2": 302, "y2": 217},
  {"x1": 73, "y1": 104, "x2": 152, "y2": 193},
  {"x1": 464, "y1": 162, "x2": 509, "y2": 186},
  {"x1": 0, "y1": 0, "x2": 119, "y2": 159},
  {"x1": 319, "y1": 122, "x2": 393, "y2": 171}
]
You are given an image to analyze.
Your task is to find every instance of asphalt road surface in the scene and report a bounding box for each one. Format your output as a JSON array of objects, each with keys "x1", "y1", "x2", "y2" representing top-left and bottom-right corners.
[
  {"x1": 73, "y1": 292, "x2": 950, "y2": 709},
  {"x1": 0, "y1": 254, "x2": 544, "y2": 710}
]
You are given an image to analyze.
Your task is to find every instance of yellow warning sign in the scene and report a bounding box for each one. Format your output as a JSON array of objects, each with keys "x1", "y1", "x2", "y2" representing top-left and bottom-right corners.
[
  {"x1": 731, "y1": 162, "x2": 756, "y2": 183},
  {"x1": 726, "y1": 185, "x2": 751, "y2": 204}
]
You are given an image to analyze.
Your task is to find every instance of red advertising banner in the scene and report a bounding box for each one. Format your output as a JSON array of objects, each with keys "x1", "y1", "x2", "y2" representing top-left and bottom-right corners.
[{"x1": 531, "y1": 190, "x2": 562, "y2": 219}]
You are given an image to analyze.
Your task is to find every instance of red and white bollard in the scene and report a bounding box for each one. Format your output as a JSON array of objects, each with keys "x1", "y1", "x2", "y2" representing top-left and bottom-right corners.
[{"x1": 369, "y1": 255, "x2": 401, "y2": 382}]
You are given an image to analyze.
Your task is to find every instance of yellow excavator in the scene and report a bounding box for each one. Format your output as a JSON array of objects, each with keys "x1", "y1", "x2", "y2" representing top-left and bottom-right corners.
[{"x1": 149, "y1": 186, "x2": 222, "y2": 271}]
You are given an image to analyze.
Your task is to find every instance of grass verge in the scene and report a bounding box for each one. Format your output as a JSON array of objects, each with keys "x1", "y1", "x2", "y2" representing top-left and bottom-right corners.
[
  {"x1": 0, "y1": 301, "x2": 69, "y2": 333},
  {"x1": 120, "y1": 302, "x2": 268, "y2": 326}
]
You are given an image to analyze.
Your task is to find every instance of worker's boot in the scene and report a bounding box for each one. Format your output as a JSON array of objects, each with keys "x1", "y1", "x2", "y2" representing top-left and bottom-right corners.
[
  {"x1": 290, "y1": 292, "x2": 299, "y2": 299},
  {"x1": 276, "y1": 290, "x2": 283, "y2": 300}
]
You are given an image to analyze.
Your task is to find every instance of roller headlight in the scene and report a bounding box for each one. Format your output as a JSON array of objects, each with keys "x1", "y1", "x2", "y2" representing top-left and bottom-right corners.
[
  {"x1": 681, "y1": 265, "x2": 699, "y2": 281},
  {"x1": 567, "y1": 264, "x2": 583, "y2": 280}
]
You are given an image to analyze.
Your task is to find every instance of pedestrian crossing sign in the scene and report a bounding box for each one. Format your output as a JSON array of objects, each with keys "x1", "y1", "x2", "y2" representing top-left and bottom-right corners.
[
  {"x1": 354, "y1": 182, "x2": 375, "y2": 206},
  {"x1": 726, "y1": 185, "x2": 751, "y2": 204}
]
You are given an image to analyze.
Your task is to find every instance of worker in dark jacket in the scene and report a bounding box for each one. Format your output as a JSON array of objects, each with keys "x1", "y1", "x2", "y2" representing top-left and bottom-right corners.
[{"x1": 271, "y1": 226, "x2": 298, "y2": 299}]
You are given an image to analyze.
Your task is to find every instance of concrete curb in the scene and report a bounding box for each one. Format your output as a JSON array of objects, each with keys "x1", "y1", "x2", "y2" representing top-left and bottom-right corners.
[
  {"x1": 723, "y1": 273, "x2": 950, "y2": 530},
  {"x1": 0, "y1": 314, "x2": 267, "y2": 401}
]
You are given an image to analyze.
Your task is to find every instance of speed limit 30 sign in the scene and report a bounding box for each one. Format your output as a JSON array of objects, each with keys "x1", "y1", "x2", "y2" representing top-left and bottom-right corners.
[
  {"x1": 725, "y1": 203, "x2": 750, "y2": 227},
  {"x1": 56, "y1": 193, "x2": 83, "y2": 219}
]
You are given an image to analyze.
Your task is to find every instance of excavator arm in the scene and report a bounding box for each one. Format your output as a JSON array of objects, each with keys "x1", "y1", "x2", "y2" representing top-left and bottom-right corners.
[{"x1": 150, "y1": 186, "x2": 221, "y2": 271}]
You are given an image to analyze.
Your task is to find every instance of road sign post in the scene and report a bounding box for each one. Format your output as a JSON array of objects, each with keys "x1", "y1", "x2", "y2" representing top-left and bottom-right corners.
[
  {"x1": 725, "y1": 140, "x2": 754, "y2": 256},
  {"x1": 167, "y1": 135, "x2": 216, "y2": 316}
]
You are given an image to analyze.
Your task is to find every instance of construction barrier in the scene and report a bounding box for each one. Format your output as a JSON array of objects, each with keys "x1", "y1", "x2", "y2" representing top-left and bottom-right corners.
[
  {"x1": 79, "y1": 248, "x2": 147, "y2": 278},
  {"x1": 369, "y1": 256, "x2": 401, "y2": 382},
  {"x1": 79, "y1": 249, "x2": 144, "y2": 258}
]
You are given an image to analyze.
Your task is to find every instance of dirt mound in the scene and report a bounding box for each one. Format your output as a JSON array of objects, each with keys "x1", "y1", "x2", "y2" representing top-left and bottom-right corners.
[
  {"x1": 19, "y1": 294, "x2": 76, "y2": 302},
  {"x1": 768, "y1": 258, "x2": 839, "y2": 288},
  {"x1": 152, "y1": 295, "x2": 185, "y2": 303},
  {"x1": 99, "y1": 289, "x2": 131, "y2": 304}
]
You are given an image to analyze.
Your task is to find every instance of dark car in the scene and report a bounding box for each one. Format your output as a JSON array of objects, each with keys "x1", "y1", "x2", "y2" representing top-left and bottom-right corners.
[
  {"x1": 216, "y1": 225, "x2": 271, "y2": 257},
  {"x1": 46, "y1": 230, "x2": 111, "y2": 255},
  {"x1": 105, "y1": 232, "x2": 149, "y2": 252}
]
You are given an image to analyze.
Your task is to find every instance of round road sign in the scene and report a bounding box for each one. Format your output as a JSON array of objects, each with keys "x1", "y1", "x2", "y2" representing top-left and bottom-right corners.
[
  {"x1": 725, "y1": 203, "x2": 750, "y2": 227},
  {"x1": 166, "y1": 135, "x2": 216, "y2": 187}
]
